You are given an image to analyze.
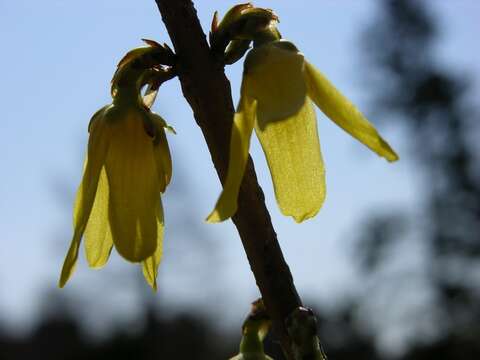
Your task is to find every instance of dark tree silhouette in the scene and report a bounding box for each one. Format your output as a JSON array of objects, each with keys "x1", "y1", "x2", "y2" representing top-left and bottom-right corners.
[{"x1": 354, "y1": 0, "x2": 480, "y2": 358}]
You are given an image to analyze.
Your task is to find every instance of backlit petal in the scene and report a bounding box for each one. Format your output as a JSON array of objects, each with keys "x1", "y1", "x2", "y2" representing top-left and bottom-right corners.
[
  {"x1": 105, "y1": 110, "x2": 160, "y2": 262},
  {"x1": 246, "y1": 42, "x2": 306, "y2": 126},
  {"x1": 84, "y1": 167, "x2": 113, "y2": 268},
  {"x1": 59, "y1": 109, "x2": 110, "y2": 287},
  {"x1": 304, "y1": 61, "x2": 398, "y2": 162},
  {"x1": 151, "y1": 114, "x2": 173, "y2": 192},
  {"x1": 58, "y1": 230, "x2": 82, "y2": 288},
  {"x1": 207, "y1": 81, "x2": 257, "y2": 223},
  {"x1": 256, "y1": 99, "x2": 325, "y2": 223},
  {"x1": 142, "y1": 201, "x2": 164, "y2": 290}
]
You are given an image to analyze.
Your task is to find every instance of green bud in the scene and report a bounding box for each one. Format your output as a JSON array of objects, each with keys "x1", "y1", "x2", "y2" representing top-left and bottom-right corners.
[
  {"x1": 225, "y1": 39, "x2": 252, "y2": 65},
  {"x1": 232, "y1": 7, "x2": 279, "y2": 41},
  {"x1": 211, "y1": 4, "x2": 280, "y2": 59},
  {"x1": 230, "y1": 300, "x2": 274, "y2": 360},
  {"x1": 110, "y1": 42, "x2": 175, "y2": 109}
]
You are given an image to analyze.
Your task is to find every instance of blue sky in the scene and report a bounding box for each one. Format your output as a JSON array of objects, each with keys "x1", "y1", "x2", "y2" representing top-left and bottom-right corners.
[{"x1": 0, "y1": 0, "x2": 479, "y2": 338}]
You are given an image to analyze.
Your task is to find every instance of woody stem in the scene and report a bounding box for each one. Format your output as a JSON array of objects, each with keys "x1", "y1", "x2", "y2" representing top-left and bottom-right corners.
[{"x1": 153, "y1": 1, "x2": 320, "y2": 358}]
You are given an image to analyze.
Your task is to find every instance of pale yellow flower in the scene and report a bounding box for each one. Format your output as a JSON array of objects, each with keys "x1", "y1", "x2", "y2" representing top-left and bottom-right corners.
[
  {"x1": 208, "y1": 40, "x2": 398, "y2": 223},
  {"x1": 59, "y1": 46, "x2": 173, "y2": 290}
]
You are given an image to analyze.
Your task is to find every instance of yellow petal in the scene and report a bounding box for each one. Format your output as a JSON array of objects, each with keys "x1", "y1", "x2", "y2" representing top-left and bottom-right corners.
[
  {"x1": 256, "y1": 99, "x2": 326, "y2": 223},
  {"x1": 245, "y1": 41, "x2": 306, "y2": 125},
  {"x1": 84, "y1": 166, "x2": 113, "y2": 268},
  {"x1": 105, "y1": 110, "x2": 160, "y2": 262},
  {"x1": 73, "y1": 112, "x2": 111, "y2": 227},
  {"x1": 206, "y1": 81, "x2": 257, "y2": 223},
  {"x1": 151, "y1": 114, "x2": 173, "y2": 192},
  {"x1": 59, "y1": 109, "x2": 110, "y2": 287},
  {"x1": 142, "y1": 201, "x2": 164, "y2": 290},
  {"x1": 58, "y1": 230, "x2": 82, "y2": 288},
  {"x1": 304, "y1": 61, "x2": 398, "y2": 162}
]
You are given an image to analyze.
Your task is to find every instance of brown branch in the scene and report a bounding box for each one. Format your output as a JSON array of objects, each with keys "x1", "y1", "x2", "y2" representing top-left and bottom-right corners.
[{"x1": 154, "y1": 1, "x2": 305, "y2": 357}]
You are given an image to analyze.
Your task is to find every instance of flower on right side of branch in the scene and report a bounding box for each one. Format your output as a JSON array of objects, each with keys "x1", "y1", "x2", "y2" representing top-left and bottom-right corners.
[{"x1": 208, "y1": 39, "x2": 398, "y2": 224}]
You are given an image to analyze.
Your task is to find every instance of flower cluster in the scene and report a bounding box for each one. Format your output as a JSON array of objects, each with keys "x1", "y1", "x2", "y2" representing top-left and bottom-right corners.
[{"x1": 60, "y1": 4, "x2": 398, "y2": 290}]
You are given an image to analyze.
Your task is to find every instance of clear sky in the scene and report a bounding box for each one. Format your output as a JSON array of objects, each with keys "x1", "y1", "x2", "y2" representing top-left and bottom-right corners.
[{"x1": 0, "y1": 0, "x2": 479, "y2": 338}]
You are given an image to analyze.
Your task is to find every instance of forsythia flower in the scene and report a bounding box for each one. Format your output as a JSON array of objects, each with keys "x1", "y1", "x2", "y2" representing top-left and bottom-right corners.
[
  {"x1": 208, "y1": 39, "x2": 398, "y2": 223},
  {"x1": 59, "y1": 46, "x2": 173, "y2": 290}
]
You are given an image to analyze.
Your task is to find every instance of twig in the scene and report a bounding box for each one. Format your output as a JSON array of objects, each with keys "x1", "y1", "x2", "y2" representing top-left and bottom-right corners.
[{"x1": 153, "y1": 1, "x2": 311, "y2": 357}]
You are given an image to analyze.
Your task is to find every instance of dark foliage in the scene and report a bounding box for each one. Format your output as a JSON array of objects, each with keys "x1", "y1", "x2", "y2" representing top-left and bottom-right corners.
[
  {"x1": 0, "y1": 303, "x2": 383, "y2": 360},
  {"x1": 356, "y1": 0, "x2": 480, "y2": 358},
  {"x1": 0, "y1": 306, "x2": 235, "y2": 360}
]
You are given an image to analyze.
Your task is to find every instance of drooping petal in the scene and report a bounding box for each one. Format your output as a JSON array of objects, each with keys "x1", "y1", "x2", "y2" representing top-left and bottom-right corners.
[
  {"x1": 142, "y1": 201, "x2": 164, "y2": 290},
  {"x1": 256, "y1": 99, "x2": 326, "y2": 223},
  {"x1": 206, "y1": 81, "x2": 257, "y2": 223},
  {"x1": 304, "y1": 61, "x2": 399, "y2": 162},
  {"x1": 151, "y1": 114, "x2": 173, "y2": 193},
  {"x1": 245, "y1": 41, "x2": 306, "y2": 126},
  {"x1": 59, "y1": 109, "x2": 110, "y2": 287},
  {"x1": 73, "y1": 112, "x2": 111, "y2": 227},
  {"x1": 105, "y1": 110, "x2": 160, "y2": 262},
  {"x1": 58, "y1": 230, "x2": 82, "y2": 288},
  {"x1": 84, "y1": 166, "x2": 113, "y2": 268}
]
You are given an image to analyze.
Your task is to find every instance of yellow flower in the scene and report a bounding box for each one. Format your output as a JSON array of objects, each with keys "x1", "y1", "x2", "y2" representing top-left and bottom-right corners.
[
  {"x1": 59, "y1": 47, "x2": 173, "y2": 290},
  {"x1": 207, "y1": 40, "x2": 398, "y2": 223}
]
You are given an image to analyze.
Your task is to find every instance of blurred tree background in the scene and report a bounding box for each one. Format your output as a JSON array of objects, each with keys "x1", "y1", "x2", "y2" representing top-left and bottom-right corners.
[{"x1": 1, "y1": 1, "x2": 478, "y2": 359}]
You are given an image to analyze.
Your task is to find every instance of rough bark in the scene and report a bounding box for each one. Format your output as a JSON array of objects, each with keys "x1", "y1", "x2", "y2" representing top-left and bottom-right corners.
[{"x1": 154, "y1": 1, "x2": 305, "y2": 357}]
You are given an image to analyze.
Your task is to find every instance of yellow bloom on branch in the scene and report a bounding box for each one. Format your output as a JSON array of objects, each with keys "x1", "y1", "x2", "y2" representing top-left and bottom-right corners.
[
  {"x1": 59, "y1": 45, "x2": 174, "y2": 290},
  {"x1": 207, "y1": 40, "x2": 398, "y2": 223}
]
